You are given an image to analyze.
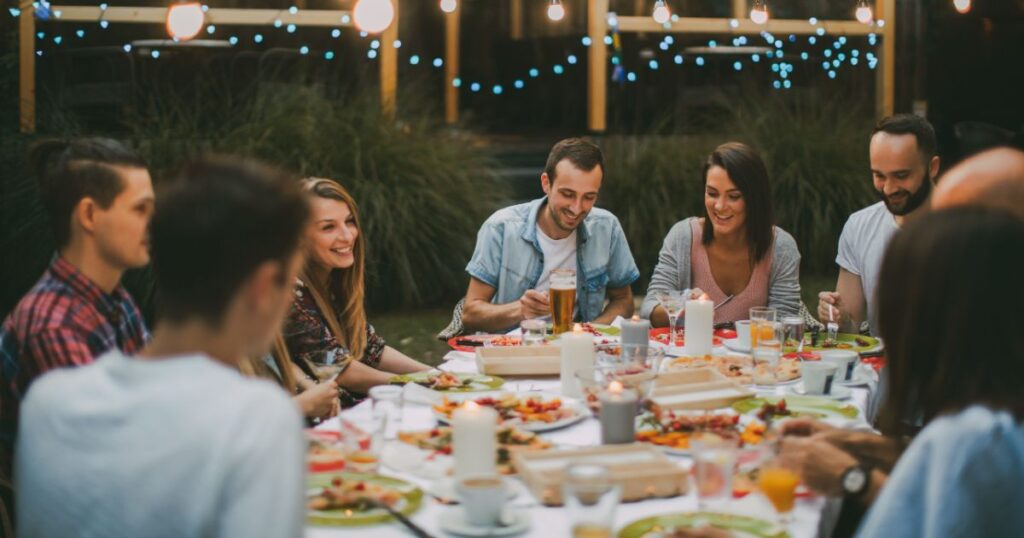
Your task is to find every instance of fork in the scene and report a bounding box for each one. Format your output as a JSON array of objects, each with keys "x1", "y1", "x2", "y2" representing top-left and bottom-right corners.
[{"x1": 358, "y1": 497, "x2": 436, "y2": 538}]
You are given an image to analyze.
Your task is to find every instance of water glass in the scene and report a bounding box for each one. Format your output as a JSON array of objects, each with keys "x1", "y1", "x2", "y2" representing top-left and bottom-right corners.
[
  {"x1": 520, "y1": 318, "x2": 547, "y2": 345},
  {"x1": 691, "y1": 434, "x2": 739, "y2": 510},
  {"x1": 338, "y1": 418, "x2": 379, "y2": 473},
  {"x1": 369, "y1": 384, "x2": 404, "y2": 441},
  {"x1": 752, "y1": 347, "x2": 781, "y2": 386},
  {"x1": 564, "y1": 463, "x2": 621, "y2": 538},
  {"x1": 781, "y1": 316, "x2": 804, "y2": 353}
]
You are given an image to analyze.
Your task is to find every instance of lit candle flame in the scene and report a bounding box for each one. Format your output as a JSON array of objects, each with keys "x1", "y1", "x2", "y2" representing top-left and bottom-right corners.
[
  {"x1": 609, "y1": 380, "x2": 623, "y2": 393},
  {"x1": 573, "y1": 323, "x2": 583, "y2": 334},
  {"x1": 699, "y1": 293, "x2": 710, "y2": 301},
  {"x1": 464, "y1": 400, "x2": 480, "y2": 411},
  {"x1": 631, "y1": 315, "x2": 640, "y2": 321}
]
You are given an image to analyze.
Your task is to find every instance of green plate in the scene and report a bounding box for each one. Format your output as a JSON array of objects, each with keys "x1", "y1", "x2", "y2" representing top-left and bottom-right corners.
[
  {"x1": 732, "y1": 395, "x2": 860, "y2": 420},
  {"x1": 618, "y1": 511, "x2": 788, "y2": 538},
  {"x1": 307, "y1": 472, "x2": 423, "y2": 526},
  {"x1": 388, "y1": 372, "x2": 504, "y2": 392},
  {"x1": 801, "y1": 333, "x2": 881, "y2": 353}
]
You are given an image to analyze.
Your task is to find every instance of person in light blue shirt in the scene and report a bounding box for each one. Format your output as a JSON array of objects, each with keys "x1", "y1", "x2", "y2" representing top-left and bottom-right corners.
[{"x1": 461, "y1": 138, "x2": 639, "y2": 333}]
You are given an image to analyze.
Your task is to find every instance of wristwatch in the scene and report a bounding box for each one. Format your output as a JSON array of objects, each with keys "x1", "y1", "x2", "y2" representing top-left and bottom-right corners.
[{"x1": 840, "y1": 465, "x2": 871, "y2": 498}]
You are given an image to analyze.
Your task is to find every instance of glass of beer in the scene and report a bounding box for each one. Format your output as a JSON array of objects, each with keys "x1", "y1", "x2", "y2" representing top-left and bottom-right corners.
[{"x1": 549, "y1": 269, "x2": 577, "y2": 335}]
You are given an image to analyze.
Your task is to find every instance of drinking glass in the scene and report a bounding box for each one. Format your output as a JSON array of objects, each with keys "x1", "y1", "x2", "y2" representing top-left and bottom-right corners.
[
  {"x1": 757, "y1": 456, "x2": 800, "y2": 528},
  {"x1": 369, "y1": 384, "x2": 404, "y2": 441},
  {"x1": 781, "y1": 316, "x2": 804, "y2": 353},
  {"x1": 749, "y1": 307, "x2": 777, "y2": 350},
  {"x1": 691, "y1": 433, "x2": 739, "y2": 510},
  {"x1": 657, "y1": 291, "x2": 687, "y2": 350},
  {"x1": 752, "y1": 347, "x2": 781, "y2": 386},
  {"x1": 338, "y1": 418, "x2": 379, "y2": 473},
  {"x1": 520, "y1": 318, "x2": 547, "y2": 345},
  {"x1": 550, "y1": 269, "x2": 577, "y2": 335},
  {"x1": 564, "y1": 463, "x2": 621, "y2": 538}
]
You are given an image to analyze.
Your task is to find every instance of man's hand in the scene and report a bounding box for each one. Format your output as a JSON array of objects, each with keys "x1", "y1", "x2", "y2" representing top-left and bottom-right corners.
[
  {"x1": 817, "y1": 291, "x2": 843, "y2": 325},
  {"x1": 778, "y1": 418, "x2": 836, "y2": 438},
  {"x1": 520, "y1": 289, "x2": 550, "y2": 320},
  {"x1": 778, "y1": 436, "x2": 858, "y2": 497}
]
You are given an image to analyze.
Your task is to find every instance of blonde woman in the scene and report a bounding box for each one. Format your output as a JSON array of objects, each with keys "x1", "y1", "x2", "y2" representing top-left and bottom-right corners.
[
  {"x1": 241, "y1": 334, "x2": 340, "y2": 421},
  {"x1": 283, "y1": 178, "x2": 430, "y2": 407}
]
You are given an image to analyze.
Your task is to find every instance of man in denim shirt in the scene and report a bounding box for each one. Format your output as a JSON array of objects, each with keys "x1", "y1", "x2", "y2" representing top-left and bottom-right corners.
[{"x1": 461, "y1": 138, "x2": 639, "y2": 333}]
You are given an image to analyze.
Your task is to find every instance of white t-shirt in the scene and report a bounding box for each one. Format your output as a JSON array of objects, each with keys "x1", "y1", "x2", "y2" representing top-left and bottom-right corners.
[
  {"x1": 836, "y1": 201, "x2": 899, "y2": 336},
  {"x1": 533, "y1": 225, "x2": 578, "y2": 293},
  {"x1": 16, "y1": 350, "x2": 305, "y2": 538}
]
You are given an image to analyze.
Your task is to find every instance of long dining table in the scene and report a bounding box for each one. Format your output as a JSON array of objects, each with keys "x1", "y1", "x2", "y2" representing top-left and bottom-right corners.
[{"x1": 307, "y1": 342, "x2": 881, "y2": 538}]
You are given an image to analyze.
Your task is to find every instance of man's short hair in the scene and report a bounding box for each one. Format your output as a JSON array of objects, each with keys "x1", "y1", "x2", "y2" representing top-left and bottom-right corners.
[
  {"x1": 149, "y1": 156, "x2": 310, "y2": 326},
  {"x1": 873, "y1": 114, "x2": 938, "y2": 161},
  {"x1": 544, "y1": 138, "x2": 604, "y2": 183},
  {"x1": 29, "y1": 138, "x2": 148, "y2": 248}
]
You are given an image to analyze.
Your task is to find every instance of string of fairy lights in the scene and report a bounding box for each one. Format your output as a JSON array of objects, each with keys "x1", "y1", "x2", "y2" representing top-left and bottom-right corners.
[{"x1": 10, "y1": 0, "x2": 976, "y2": 93}]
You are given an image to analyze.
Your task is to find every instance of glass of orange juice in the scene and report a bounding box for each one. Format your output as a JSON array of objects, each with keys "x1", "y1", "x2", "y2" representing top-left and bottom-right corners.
[
  {"x1": 758, "y1": 464, "x2": 800, "y2": 527},
  {"x1": 749, "y1": 307, "x2": 777, "y2": 349}
]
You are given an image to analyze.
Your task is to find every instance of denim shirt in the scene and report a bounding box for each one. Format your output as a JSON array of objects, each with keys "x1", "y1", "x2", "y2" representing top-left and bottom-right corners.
[{"x1": 466, "y1": 197, "x2": 639, "y2": 328}]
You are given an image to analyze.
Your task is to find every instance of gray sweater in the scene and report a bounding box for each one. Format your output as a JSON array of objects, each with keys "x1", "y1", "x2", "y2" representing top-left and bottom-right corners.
[{"x1": 640, "y1": 217, "x2": 802, "y2": 320}]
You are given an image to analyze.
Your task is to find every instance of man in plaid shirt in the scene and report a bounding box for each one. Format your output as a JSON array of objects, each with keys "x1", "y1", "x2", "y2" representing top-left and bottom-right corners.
[{"x1": 0, "y1": 138, "x2": 154, "y2": 533}]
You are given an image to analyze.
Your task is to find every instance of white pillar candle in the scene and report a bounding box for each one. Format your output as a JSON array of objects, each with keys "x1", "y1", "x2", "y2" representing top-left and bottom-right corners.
[
  {"x1": 452, "y1": 401, "x2": 498, "y2": 478},
  {"x1": 620, "y1": 315, "x2": 650, "y2": 353},
  {"x1": 599, "y1": 381, "x2": 637, "y2": 444},
  {"x1": 683, "y1": 294, "x2": 714, "y2": 356},
  {"x1": 560, "y1": 323, "x2": 595, "y2": 398}
]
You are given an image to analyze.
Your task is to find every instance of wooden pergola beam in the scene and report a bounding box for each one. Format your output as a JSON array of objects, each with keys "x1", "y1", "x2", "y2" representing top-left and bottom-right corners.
[
  {"x1": 19, "y1": 0, "x2": 35, "y2": 133},
  {"x1": 615, "y1": 16, "x2": 877, "y2": 36},
  {"x1": 45, "y1": 6, "x2": 354, "y2": 27},
  {"x1": 587, "y1": 0, "x2": 608, "y2": 132},
  {"x1": 876, "y1": 0, "x2": 895, "y2": 118},
  {"x1": 444, "y1": 2, "x2": 459, "y2": 124},
  {"x1": 380, "y1": 0, "x2": 399, "y2": 119}
]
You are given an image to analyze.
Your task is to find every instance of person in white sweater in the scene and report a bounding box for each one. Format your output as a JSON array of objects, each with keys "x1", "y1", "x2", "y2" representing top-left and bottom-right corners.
[{"x1": 15, "y1": 156, "x2": 312, "y2": 538}]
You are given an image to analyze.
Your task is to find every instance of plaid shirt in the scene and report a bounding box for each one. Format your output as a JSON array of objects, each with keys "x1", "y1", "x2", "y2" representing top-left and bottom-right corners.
[{"x1": 0, "y1": 255, "x2": 149, "y2": 481}]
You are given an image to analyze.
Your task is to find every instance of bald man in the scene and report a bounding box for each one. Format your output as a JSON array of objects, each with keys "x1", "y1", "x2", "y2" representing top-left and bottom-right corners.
[{"x1": 932, "y1": 147, "x2": 1024, "y2": 219}]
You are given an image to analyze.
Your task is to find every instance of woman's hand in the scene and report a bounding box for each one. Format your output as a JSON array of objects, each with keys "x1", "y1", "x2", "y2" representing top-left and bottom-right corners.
[{"x1": 295, "y1": 379, "x2": 340, "y2": 419}]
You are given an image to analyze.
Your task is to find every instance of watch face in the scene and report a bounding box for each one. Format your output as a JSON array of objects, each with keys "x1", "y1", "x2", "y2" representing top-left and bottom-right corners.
[{"x1": 843, "y1": 467, "x2": 866, "y2": 493}]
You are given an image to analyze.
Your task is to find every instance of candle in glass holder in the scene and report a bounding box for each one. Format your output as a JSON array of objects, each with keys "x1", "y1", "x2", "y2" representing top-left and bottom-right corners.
[
  {"x1": 561, "y1": 323, "x2": 595, "y2": 398},
  {"x1": 599, "y1": 381, "x2": 637, "y2": 444},
  {"x1": 683, "y1": 294, "x2": 714, "y2": 356},
  {"x1": 620, "y1": 315, "x2": 650, "y2": 356},
  {"x1": 452, "y1": 401, "x2": 497, "y2": 478}
]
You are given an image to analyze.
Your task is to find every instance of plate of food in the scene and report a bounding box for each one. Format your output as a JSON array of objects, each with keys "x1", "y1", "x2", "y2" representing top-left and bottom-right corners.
[
  {"x1": 649, "y1": 328, "x2": 731, "y2": 348},
  {"x1": 388, "y1": 371, "x2": 505, "y2": 392},
  {"x1": 618, "y1": 511, "x2": 787, "y2": 538},
  {"x1": 665, "y1": 355, "x2": 801, "y2": 385},
  {"x1": 447, "y1": 334, "x2": 524, "y2": 352},
  {"x1": 732, "y1": 396, "x2": 860, "y2": 421},
  {"x1": 306, "y1": 430, "x2": 346, "y2": 473},
  {"x1": 306, "y1": 473, "x2": 423, "y2": 526},
  {"x1": 634, "y1": 410, "x2": 766, "y2": 456},
  {"x1": 802, "y1": 333, "x2": 882, "y2": 353},
  {"x1": 432, "y1": 393, "x2": 589, "y2": 432},
  {"x1": 396, "y1": 425, "x2": 552, "y2": 474}
]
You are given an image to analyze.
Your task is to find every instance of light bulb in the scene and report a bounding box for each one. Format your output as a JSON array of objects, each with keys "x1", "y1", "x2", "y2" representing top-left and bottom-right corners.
[
  {"x1": 165, "y1": 2, "x2": 204, "y2": 41},
  {"x1": 439, "y1": 0, "x2": 456, "y2": 14},
  {"x1": 353, "y1": 0, "x2": 394, "y2": 34},
  {"x1": 855, "y1": 2, "x2": 873, "y2": 24},
  {"x1": 750, "y1": 1, "x2": 769, "y2": 24},
  {"x1": 652, "y1": 0, "x2": 670, "y2": 24},
  {"x1": 547, "y1": 0, "x2": 565, "y2": 22},
  {"x1": 953, "y1": 0, "x2": 971, "y2": 13}
]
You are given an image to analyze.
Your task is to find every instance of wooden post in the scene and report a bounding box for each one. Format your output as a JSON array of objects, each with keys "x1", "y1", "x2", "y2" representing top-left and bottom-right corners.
[
  {"x1": 19, "y1": 0, "x2": 35, "y2": 133},
  {"x1": 876, "y1": 0, "x2": 895, "y2": 118},
  {"x1": 588, "y1": 0, "x2": 608, "y2": 132},
  {"x1": 510, "y1": 0, "x2": 523, "y2": 40},
  {"x1": 444, "y1": 1, "x2": 459, "y2": 124},
  {"x1": 732, "y1": 0, "x2": 746, "y2": 20},
  {"x1": 380, "y1": 0, "x2": 399, "y2": 119}
]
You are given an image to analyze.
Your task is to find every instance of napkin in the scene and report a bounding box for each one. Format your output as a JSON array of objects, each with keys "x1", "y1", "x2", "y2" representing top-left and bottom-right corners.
[{"x1": 403, "y1": 381, "x2": 443, "y2": 406}]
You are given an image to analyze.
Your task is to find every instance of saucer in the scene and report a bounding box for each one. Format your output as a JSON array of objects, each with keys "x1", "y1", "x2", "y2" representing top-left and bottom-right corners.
[
  {"x1": 723, "y1": 338, "x2": 752, "y2": 353},
  {"x1": 788, "y1": 383, "x2": 852, "y2": 400},
  {"x1": 835, "y1": 369, "x2": 874, "y2": 387},
  {"x1": 439, "y1": 508, "x2": 531, "y2": 536},
  {"x1": 428, "y1": 477, "x2": 518, "y2": 504}
]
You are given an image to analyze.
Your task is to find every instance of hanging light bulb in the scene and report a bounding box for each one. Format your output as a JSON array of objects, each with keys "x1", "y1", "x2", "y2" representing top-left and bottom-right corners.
[
  {"x1": 750, "y1": 0, "x2": 769, "y2": 24},
  {"x1": 165, "y1": 1, "x2": 204, "y2": 41},
  {"x1": 953, "y1": 0, "x2": 971, "y2": 13},
  {"x1": 547, "y1": 0, "x2": 565, "y2": 22},
  {"x1": 652, "y1": 0, "x2": 671, "y2": 24},
  {"x1": 855, "y1": 0, "x2": 873, "y2": 23},
  {"x1": 439, "y1": 0, "x2": 457, "y2": 13},
  {"x1": 353, "y1": 0, "x2": 395, "y2": 33}
]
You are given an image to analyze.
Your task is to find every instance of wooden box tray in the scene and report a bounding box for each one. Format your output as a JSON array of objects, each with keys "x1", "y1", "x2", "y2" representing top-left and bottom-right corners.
[
  {"x1": 650, "y1": 374, "x2": 755, "y2": 411},
  {"x1": 511, "y1": 444, "x2": 688, "y2": 506},
  {"x1": 475, "y1": 345, "x2": 561, "y2": 376},
  {"x1": 654, "y1": 367, "x2": 728, "y2": 389}
]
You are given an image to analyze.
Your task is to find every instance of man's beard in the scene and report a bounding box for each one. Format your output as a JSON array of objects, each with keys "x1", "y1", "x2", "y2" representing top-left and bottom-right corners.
[
  {"x1": 879, "y1": 171, "x2": 932, "y2": 216},
  {"x1": 549, "y1": 204, "x2": 584, "y2": 232}
]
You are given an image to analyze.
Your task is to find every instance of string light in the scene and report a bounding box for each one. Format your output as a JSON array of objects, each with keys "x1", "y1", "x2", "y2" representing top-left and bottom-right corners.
[
  {"x1": 953, "y1": 0, "x2": 971, "y2": 13},
  {"x1": 165, "y1": 1, "x2": 204, "y2": 41},
  {"x1": 750, "y1": 0, "x2": 768, "y2": 24},
  {"x1": 651, "y1": 0, "x2": 670, "y2": 25},
  {"x1": 440, "y1": 0, "x2": 457, "y2": 14},
  {"x1": 855, "y1": 0, "x2": 873, "y2": 24},
  {"x1": 546, "y1": 0, "x2": 565, "y2": 22},
  {"x1": 352, "y1": 0, "x2": 394, "y2": 33}
]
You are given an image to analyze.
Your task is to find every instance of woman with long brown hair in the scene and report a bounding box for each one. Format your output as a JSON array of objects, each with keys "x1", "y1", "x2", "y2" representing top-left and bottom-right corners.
[{"x1": 283, "y1": 177, "x2": 429, "y2": 406}]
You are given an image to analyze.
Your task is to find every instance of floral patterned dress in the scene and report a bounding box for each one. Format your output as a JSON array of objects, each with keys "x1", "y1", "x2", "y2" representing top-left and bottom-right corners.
[{"x1": 283, "y1": 279, "x2": 386, "y2": 407}]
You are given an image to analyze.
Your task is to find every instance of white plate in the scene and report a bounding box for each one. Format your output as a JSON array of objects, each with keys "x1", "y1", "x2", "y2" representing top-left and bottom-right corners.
[
  {"x1": 723, "y1": 338, "x2": 752, "y2": 353},
  {"x1": 428, "y1": 477, "x2": 519, "y2": 504},
  {"x1": 439, "y1": 508, "x2": 531, "y2": 536},
  {"x1": 835, "y1": 369, "x2": 874, "y2": 387},
  {"x1": 788, "y1": 383, "x2": 853, "y2": 400},
  {"x1": 433, "y1": 393, "x2": 590, "y2": 433}
]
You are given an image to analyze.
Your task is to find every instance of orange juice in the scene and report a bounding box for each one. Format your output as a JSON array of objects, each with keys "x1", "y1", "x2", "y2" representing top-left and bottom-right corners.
[
  {"x1": 751, "y1": 322, "x2": 777, "y2": 349},
  {"x1": 758, "y1": 467, "x2": 799, "y2": 513},
  {"x1": 572, "y1": 524, "x2": 612, "y2": 538}
]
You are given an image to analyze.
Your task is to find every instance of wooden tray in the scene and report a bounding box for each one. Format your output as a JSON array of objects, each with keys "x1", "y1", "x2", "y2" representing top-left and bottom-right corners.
[
  {"x1": 654, "y1": 367, "x2": 727, "y2": 389},
  {"x1": 650, "y1": 379, "x2": 755, "y2": 411},
  {"x1": 511, "y1": 444, "x2": 688, "y2": 506},
  {"x1": 475, "y1": 345, "x2": 561, "y2": 376}
]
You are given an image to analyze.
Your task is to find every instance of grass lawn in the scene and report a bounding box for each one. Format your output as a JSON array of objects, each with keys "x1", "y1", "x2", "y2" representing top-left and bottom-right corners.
[{"x1": 373, "y1": 273, "x2": 840, "y2": 367}]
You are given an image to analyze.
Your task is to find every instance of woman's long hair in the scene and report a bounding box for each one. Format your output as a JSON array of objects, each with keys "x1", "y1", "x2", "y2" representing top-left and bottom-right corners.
[
  {"x1": 701, "y1": 142, "x2": 775, "y2": 264},
  {"x1": 298, "y1": 177, "x2": 368, "y2": 363},
  {"x1": 240, "y1": 334, "x2": 298, "y2": 393},
  {"x1": 876, "y1": 207, "x2": 1024, "y2": 436}
]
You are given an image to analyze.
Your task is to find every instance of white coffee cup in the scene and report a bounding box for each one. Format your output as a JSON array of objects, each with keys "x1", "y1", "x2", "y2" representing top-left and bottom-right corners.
[
  {"x1": 735, "y1": 320, "x2": 752, "y2": 349},
  {"x1": 455, "y1": 474, "x2": 506, "y2": 527},
  {"x1": 820, "y1": 350, "x2": 860, "y2": 382},
  {"x1": 800, "y1": 362, "x2": 838, "y2": 395}
]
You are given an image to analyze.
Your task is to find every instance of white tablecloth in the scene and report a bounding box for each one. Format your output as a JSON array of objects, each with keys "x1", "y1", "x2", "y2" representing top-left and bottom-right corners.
[{"x1": 306, "y1": 349, "x2": 878, "y2": 538}]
